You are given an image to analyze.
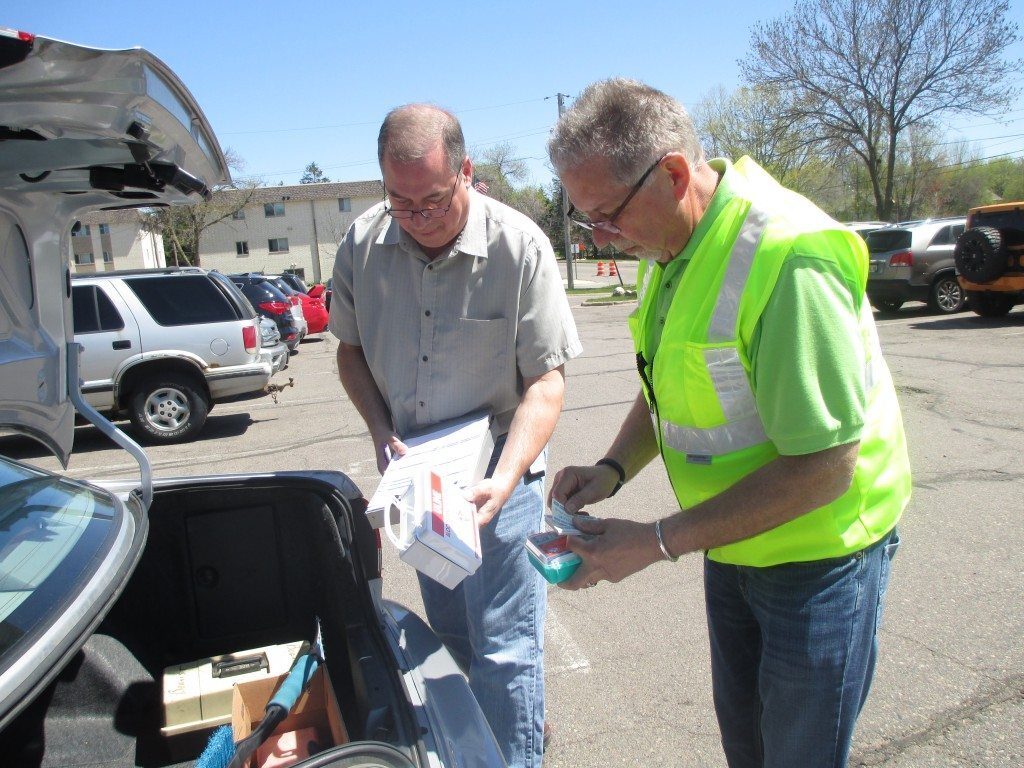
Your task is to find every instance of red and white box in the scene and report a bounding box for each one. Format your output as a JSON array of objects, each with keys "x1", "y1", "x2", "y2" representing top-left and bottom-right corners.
[{"x1": 385, "y1": 469, "x2": 482, "y2": 589}]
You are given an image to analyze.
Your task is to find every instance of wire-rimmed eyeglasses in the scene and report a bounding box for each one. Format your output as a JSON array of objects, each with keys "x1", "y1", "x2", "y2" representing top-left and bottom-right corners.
[
  {"x1": 384, "y1": 175, "x2": 460, "y2": 220},
  {"x1": 566, "y1": 155, "x2": 666, "y2": 235}
]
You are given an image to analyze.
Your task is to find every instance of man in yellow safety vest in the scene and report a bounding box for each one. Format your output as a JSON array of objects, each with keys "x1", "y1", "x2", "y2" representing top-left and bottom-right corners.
[{"x1": 548, "y1": 78, "x2": 910, "y2": 768}]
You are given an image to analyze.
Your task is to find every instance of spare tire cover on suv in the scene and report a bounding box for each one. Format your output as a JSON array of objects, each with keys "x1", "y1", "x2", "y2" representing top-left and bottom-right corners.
[{"x1": 955, "y1": 226, "x2": 1007, "y2": 283}]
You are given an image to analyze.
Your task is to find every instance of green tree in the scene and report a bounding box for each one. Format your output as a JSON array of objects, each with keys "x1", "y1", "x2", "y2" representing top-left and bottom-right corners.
[
  {"x1": 741, "y1": 0, "x2": 1020, "y2": 220},
  {"x1": 300, "y1": 162, "x2": 330, "y2": 184}
]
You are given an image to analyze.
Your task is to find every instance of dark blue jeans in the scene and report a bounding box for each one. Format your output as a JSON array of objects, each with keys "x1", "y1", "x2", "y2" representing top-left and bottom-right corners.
[{"x1": 705, "y1": 529, "x2": 900, "y2": 768}]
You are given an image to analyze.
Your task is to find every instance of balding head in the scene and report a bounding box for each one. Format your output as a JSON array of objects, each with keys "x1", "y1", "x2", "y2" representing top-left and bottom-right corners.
[{"x1": 378, "y1": 104, "x2": 466, "y2": 175}]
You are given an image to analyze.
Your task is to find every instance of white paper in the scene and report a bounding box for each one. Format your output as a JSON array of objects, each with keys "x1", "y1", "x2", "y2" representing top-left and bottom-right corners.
[{"x1": 365, "y1": 412, "x2": 493, "y2": 528}]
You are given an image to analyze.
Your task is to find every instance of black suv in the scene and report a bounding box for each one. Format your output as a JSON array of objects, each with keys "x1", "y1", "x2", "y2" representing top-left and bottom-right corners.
[
  {"x1": 954, "y1": 202, "x2": 1024, "y2": 317},
  {"x1": 228, "y1": 273, "x2": 303, "y2": 351}
]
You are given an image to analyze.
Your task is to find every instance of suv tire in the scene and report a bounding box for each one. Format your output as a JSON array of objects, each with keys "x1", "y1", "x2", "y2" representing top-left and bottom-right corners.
[
  {"x1": 929, "y1": 273, "x2": 965, "y2": 314},
  {"x1": 966, "y1": 290, "x2": 1016, "y2": 318},
  {"x1": 955, "y1": 227, "x2": 1007, "y2": 283},
  {"x1": 129, "y1": 376, "x2": 209, "y2": 444},
  {"x1": 872, "y1": 298, "x2": 904, "y2": 313}
]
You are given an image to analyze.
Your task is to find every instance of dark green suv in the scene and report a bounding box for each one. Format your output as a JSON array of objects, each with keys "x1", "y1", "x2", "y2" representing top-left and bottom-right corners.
[{"x1": 954, "y1": 203, "x2": 1024, "y2": 317}]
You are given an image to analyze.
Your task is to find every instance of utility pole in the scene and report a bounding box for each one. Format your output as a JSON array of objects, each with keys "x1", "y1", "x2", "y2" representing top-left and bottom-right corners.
[{"x1": 557, "y1": 92, "x2": 575, "y2": 289}]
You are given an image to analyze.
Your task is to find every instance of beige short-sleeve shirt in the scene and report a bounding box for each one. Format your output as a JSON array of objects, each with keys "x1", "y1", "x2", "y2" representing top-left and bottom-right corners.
[{"x1": 329, "y1": 189, "x2": 582, "y2": 437}]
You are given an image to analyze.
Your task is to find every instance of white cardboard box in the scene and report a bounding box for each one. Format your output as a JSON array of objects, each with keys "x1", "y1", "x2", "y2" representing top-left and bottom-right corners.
[
  {"x1": 367, "y1": 411, "x2": 494, "y2": 529},
  {"x1": 385, "y1": 469, "x2": 483, "y2": 589}
]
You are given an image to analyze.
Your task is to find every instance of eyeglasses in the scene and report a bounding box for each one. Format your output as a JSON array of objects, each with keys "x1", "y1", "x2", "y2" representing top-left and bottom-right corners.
[
  {"x1": 567, "y1": 155, "x2": 665, "y2": 235},
  {"x1": 385, "y1": 175, "x2": 460, "y2": 220}
]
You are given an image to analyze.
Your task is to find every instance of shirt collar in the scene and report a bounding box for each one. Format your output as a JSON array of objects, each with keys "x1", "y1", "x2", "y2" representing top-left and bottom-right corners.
[{"x1": 673, "y1": 157, "x2": 735, "y2": 265}]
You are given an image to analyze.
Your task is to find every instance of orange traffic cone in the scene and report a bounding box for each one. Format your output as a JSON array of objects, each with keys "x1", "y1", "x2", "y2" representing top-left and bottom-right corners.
[
  {"x1": 608, "y1": 261, "x2": 618, "y2": 277},
  {"x1": 596, "y1": 261, "x2": 606, "y2": 276}
]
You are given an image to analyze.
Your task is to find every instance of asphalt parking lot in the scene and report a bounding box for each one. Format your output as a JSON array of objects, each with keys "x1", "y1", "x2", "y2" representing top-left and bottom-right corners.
[{"x1": 6, "y1": 283, "x2": 1022, "y2": 767}]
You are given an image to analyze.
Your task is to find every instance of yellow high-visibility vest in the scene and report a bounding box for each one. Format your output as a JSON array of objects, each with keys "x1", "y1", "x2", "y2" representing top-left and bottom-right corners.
[{"x1": 629, "y1": 157, "x2": 910, "y2": 566}]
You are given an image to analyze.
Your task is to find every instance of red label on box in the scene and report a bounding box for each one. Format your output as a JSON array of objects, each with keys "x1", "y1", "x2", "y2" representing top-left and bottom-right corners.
[{"x1": 430, "y1": 472, "x2": 445, "y2": 536}]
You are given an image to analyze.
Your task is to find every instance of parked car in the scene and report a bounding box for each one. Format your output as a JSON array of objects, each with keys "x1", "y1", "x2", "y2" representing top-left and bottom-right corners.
[
  {"x1": 865, "y1": 217, "x2": 967, "y2": 314},
  {"x1": 845, "y1": 220, "x2": 890, "y2": 241},
  {"x1": 279, "y1": 271, "x2": 311, "y2": 294},
  {"x1": 259, "y1": 315, "x2": 290, "y2": 374},
  {"x1": 71, "y1": 268, "x2": 272, "y2": 443},
  {"x1": 263, "y1": 273, "x2": 329, "y2": 335},
  {"x1": 229, "y1": 274, "x2": 304, "y2": 352},
  {"x1": 954, "y1": 202, "x2": 1024, "y2": 317},
  {"x1": 309, "y1": 277, "x2": 334, "y2": 311},
  {"x1": 0, "y1": 26, "x2": 503, "y2": 768}
]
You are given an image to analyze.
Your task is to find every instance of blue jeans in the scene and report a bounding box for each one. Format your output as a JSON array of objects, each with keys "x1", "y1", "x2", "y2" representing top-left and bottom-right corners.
[
  {"x1": 705, "y1": 528, "x2": 900, "y2": 768},
  {"x1": 417, "y1": 442, "x2": 547, "y2": 768}
]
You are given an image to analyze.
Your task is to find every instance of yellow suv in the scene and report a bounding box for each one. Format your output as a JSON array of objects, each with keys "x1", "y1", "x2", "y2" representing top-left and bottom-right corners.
[{"x1": 954, "y1": 202, "x2": 1024, "y2": 317}]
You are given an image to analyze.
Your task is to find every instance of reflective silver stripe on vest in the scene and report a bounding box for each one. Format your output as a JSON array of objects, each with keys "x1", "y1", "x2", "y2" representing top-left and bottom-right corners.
[
  {"x1": 661, "y1": 204, "x2": 770, "y2": 457},
  {"x1": 708, "y1": 206, "x2": 768, "y2": 343}
]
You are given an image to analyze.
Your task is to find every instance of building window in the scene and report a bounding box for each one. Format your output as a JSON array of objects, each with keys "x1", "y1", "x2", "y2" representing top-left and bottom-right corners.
[
  {"x1": 73, "y1": 224, "x2": 91, "y2": 237},
  {"x1": 74, "y1": 252, "x2": 94, "y2": 265},
  {"x1": 268, "y1": 238, "x2": 289, "y2": 253},
  {"x1": 102, "y1": 251, "x2": 113, "y2": 263},
  {"x1": 232, "y1": 209, "x2": 246, "y2": 220},
  {"x1": 236, "y1": 241, "x2": 249, "y2": 256},
  {"x1": 338, "y1": 197, "x2": 351, "y2": 212},
  {"x1": 98, "y1": 223, "x2": 110, "y2": 235},
  {"x1": 264, "y1": 202, "x2": 286, "y2": 218}
]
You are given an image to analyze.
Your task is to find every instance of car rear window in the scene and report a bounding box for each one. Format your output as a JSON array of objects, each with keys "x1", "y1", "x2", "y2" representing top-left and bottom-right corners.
[
  {"x1": 0, "y1": 457, "x2": 122, "y2": 660},
  {"x1": 866, "y1": 229, "x2": 912, "y2": 253},
  {"x1": 123, "y1": 275, "x2": 242, "y2": 326}
]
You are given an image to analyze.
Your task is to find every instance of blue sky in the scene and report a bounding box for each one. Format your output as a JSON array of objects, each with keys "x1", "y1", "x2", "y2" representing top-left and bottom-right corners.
[{"x1": 7, "y1": 0, "x2": 1024, "y2": 189}]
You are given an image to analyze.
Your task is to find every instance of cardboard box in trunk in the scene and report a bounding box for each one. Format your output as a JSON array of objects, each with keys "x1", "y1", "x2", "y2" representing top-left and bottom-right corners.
[{"x1": 231, "y1": 665, "x2": 347, "y2": 767}]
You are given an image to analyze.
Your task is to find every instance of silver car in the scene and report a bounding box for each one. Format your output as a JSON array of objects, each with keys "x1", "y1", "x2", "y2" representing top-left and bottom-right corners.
[
  {"x1": 865, "y1": 217, "x2": 967, "y2": 314},
  {"x1": 259, "y1": 316, "x2": 290, "y2": 374},
  {"x1": 0, "y1": 27, "x2": 503, "y2": 768}
]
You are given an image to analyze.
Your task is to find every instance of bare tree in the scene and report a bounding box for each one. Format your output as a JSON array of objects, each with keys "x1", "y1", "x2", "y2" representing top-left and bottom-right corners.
[
  {"x1": 741, "y1": 0, "x2": 1020, "y2": 220},
  {"x1": 693, "y1": 84, "x2": 815, "y2": 185},
  {"x1": 143, "y1": 148, "x2": 258, "y2": 267}
]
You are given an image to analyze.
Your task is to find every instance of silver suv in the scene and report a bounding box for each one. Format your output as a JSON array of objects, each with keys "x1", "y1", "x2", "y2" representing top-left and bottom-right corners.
[
  {"x1": 866, "y1": 217, "x2": 967, "y2": 314},
  {"x1": 72, "y1": 268, "x2": 272, "y2": 443}
]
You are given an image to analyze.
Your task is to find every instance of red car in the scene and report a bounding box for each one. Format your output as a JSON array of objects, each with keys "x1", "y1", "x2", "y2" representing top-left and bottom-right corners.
[{"x1": 265, "y1": 275, "x2": 329, "y2": 334}]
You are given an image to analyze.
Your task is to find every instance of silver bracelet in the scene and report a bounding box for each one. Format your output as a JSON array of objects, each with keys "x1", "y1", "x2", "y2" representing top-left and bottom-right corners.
[{"x1": 655, "y1": 519, "x2": 680, "y2": 562}]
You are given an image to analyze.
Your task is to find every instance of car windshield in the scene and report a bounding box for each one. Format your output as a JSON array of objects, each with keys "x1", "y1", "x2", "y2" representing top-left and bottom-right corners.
[
  {"x1": 866, "y1": 229, "x2": 912, "y2": 253},
  {"x1": 0, "y1": 457, "x2": 121, "y2": 662}
]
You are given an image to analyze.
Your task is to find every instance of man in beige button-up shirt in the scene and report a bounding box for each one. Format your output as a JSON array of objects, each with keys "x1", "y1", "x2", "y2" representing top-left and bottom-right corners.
[{"x1": 329, "y1": 104, "x2": 581, "y2": 767}]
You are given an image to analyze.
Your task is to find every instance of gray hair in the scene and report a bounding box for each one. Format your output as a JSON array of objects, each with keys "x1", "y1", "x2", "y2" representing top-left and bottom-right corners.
[
  {"x1": 547, "y1": 78, "x2": 705, "y2": 185},
  {"x1": 378, "y1": 104, "x2": 466, "y2": 174}
]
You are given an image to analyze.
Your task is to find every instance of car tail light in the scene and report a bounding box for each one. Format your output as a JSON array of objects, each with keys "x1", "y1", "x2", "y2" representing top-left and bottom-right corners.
[
  {"x1": 258, "y1": 300, "x2": 292, "y2": 314},
  {"x1": 889, "y1": 251, "x2": 913, "y2": 267},
  {"x1": 242, "y1": 324, "x2": 258, "y2": 354},
  {"x1": 0, "y1": 27, "x2": 35, "y2": 42}
]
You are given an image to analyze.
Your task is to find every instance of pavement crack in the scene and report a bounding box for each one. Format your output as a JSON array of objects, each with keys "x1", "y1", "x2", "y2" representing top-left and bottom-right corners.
[{"x1": 851, "y1": 674, "x2": 1024, "y2": 766}]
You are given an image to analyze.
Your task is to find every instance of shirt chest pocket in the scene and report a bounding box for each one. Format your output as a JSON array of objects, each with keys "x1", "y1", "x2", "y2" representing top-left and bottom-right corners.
[{"x1": 448, "y1": 317, "x2": 509, "y2": 379}]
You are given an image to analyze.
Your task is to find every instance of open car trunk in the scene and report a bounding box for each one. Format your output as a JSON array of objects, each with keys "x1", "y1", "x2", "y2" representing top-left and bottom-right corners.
[{"x1": 1, "y1": 474, "x2": 423, "y2": 768}]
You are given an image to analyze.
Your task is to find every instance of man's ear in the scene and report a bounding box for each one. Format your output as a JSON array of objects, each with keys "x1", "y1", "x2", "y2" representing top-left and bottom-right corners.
[
  {"x1": 461, "y1": 155, "x2": 473, "y2": 183},
  {"x1": 661, "y1": 153, "x2": 693, "y2": 201}
]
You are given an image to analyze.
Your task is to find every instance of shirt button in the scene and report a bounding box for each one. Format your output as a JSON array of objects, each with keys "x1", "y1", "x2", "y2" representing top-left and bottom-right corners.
[
  {"x1": 427, "y1": 264, "x2": 434, "y2": 271},
  {"x1": 422, "y1": 355, "x2": 428, "y2": 362},
  {"x1": 419, "y1": 401, "x2": 425, "y2": 407},
  {"x1": 424, "y1": 310, "x2": 431, "y2": 317},
  {"x1": 659, "y1": 317, "x2": 666, "y2": 325},
  {"x1": 665, "y1": 280, "x2": 672, "y2": 288}
]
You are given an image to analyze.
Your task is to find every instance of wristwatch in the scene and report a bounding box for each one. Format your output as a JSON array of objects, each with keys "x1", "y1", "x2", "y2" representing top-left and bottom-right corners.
[{"x1": 595, "y1": 457, "x2": 626, "y2": 497}]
